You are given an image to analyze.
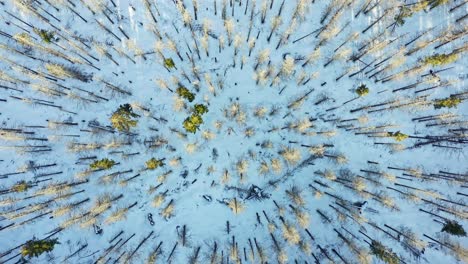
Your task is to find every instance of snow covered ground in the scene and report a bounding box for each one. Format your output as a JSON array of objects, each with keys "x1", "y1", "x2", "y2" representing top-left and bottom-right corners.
[{"x1": 0, "y1": 0, "x2": 467, "y2": 263}]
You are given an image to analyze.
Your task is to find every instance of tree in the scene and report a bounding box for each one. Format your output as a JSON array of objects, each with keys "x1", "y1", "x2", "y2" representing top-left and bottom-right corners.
[
  {"x1": 356, "y1": 84, "x2": 369, "y2": 97},
  {"x1": 146, "y1": 158, "x2": 165, "y2": 170},
  {"x1": 280, "y1": 147, "x2": 301, "y2": 166},
  {"x1": 370, "y1": 241, "x2": 399, "y2": 264},
  {"x1": 183, "y1": 114, "x2": 204, "y2": 133},
  {"x1": 267, "y1": 16, "x2": 282, "y2": 42},
  {"x1": 442, "y1": 220, "x2": 466, "y2": 237},
  {"x1": 34, "y1": 28, "x2": 54, "y2": 43},
  {"x1": 11, "y1": 181, "x2": 32, "y2": 192},
  {"x1": 90, "y1": 158, "x2": 116, "y2": 170},
  {"x1": 422, "y1": 53, "x2": 458, "y2": 66},
  {"x1": 411, "y1": 1, "x2": 429, "y2": 12},
  {"x1": 110, "y1": 104, "x2": 138, "y2": 131},
  {"x1": 183, "y1": 118, "x2": 198, "y2": 133},
  {"x1": 394, "y1": 6, "x2": 413, "y2": 26},
  {"x1": 21, "y1": 238, "x2": 59, "y2": 259},
  {"x1": 224, "y1": 18, "x2": 235, "y2": 46},
  {"x1": 176, "y1": 86, "x2": 195, "y2": 102},
  {"x1": 429, "y1": 0, "x2": 449, "y2": 9},
  {"x1": 387, "y1": 131, "x2": 408, "y2": 142},
  {"x1": 434, "y1": 96, "x2": 461, "y2": 109},
  {"x1": 182, "y1": 104, "x2": 208, "y2": 133},
  {"x1": 194, "y1": 104, "x2": 209, "y2": 115},
  {"x1": 164, "y1": 58, "x2": 176, "y2": 69},
  {"x1": 45, "y1": 63, "x2": 91, "y2": 82}
]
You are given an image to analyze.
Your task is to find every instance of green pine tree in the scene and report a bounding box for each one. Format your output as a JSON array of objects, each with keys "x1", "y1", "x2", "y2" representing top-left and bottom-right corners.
[
  {"x1": 394, "y1": 6, "x2": 413, "y2": 26},
  {"x1": 434, "y1": 96, "x2": 462, "y2": 109},
  {"x1": 356, "y1": 84, "x2": 369, "y2": 97},
  {"x1": 189, "y1": 114, "x2": 203, "y2": 126},
  {"x1": 21, "y1": 238, "x2": 59, "y2": 259},
  {"x1": 422, "y1": 53, "x2": 458, "y2": 66},
  {"x1": 442, "y1": 220, "x2": 466, "y2": 236},
  {"x1": 370, "y1": 241, "x2": 399, "y2": 264},
  {"x1": 90, "y1": 158, "x2": 116, "y2": 170},
  {"x1": 176, "y1": 86, "x2": 195, "y2": 102},
  {"x1": 387, "y1": 131, "x2": 409, "y2": 142},
  {"x1": 11, "y1": 181, "x2": 32, "y2": 193},
  {"x1": 146, "y1": 158, "x2": 165, "y2": 170},
  {"x1": 194, "y1": 104, "x2": 209, "y2": 115},
  {"x1": 110, "y1": 104, "x2": 139, "y2": 131},
  {"x1": 183, "y1": 117, "x2": 198, "y2": 133},
  {"x1": 34, "y1": 29, "x2": 54, "y2": 43}
]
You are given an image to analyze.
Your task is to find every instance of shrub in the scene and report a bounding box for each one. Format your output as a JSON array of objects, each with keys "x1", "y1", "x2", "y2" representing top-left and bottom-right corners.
[
  {"x1": 11, "y1": 181, "x2": 32, "y2": 192},
  {"x1": 442, "y1": 220, "x2": 466, "y2": 236},
  {"x1": 370, "y1": 241, "x2": 399, "y2": 264},
  {"x1": 387, "y1": 131, "x2": 408, "y2": 142},
  {"x1": 34, "y1": 29, "x2": 54, "y2": 43},
  {"x1": 90, "y1": 158, "x2": 116, "y2": 170},
  {"x1": 146, "y1": 158, "x2": 165, "y2": 170},
  {"x1": 164, "y1": 58, "x2": 175, "y2": 69},
  {"x1": 176, "y1": 86, "x2": 195, "y2": 102},
  {"x1": 356, "y1": 84, "x2": 369, "y2": 97},
  {"x1": 434, "y1": 96, "x2": 461, "y2": 109},
  {"x1": 21, "y1": 238, "x2": 59, "y2": 258},
  {"x1": 422, "y1": 53, "x2": 458, "y2": 66},
  {"x1": 110, "y1": 104, "x2": 138, "y2": 131}
]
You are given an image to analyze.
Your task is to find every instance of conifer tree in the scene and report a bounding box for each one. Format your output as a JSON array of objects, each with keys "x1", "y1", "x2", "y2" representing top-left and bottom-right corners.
[
  {"x1": 183, "y1": 114, "x2": 204, "y2": 133},
  {"x1": 110, "y1": 104, "x2": 139, "y2": 132},
  {"x1": 370, "y1": 241, "x2": 399, "y2": 264},
  {"x1": 21, "y1": 238, "x2": 59, "y2": 259},
  {"x1": 90, "y1": 158, "x2": 116, "y2": 170},
  {"x1": 387, "y1": 131, "x2": 409, "y2": 142},
  {"x1": 394, "y1": 6, "x2": 413, "y2": 26},
  {"x1": 356, "y1": 84, "x2": 369, "y2": 97},
  {"x1": 434, "y1": 96, "x2": 462, "y2": 109},
  {"x1": 422, "y1": 53, "x2": 458, "y2": 66},
  {"x1": 429, "y1": 0, "x2": 449, "y2": 9},
  {"x1": 442, "y1": 220, "x2": 466, "y2": 237},
  {"x1": 146, "y1": 158, "x2": 165, "y2": 170}
]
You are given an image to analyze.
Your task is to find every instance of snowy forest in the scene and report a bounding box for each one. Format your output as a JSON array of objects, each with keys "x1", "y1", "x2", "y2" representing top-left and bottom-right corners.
[{"x1": 0, "y1": 0, "x2": 467, "y2": 263}]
